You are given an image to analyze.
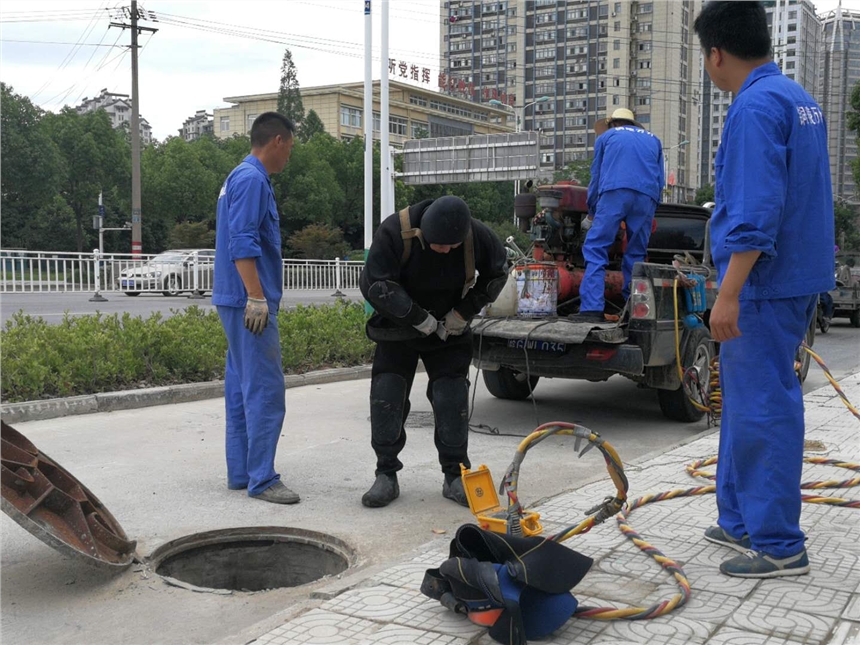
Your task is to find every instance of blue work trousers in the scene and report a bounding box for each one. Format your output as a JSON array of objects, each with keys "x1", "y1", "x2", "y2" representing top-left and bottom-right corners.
[
  {"x1": 217, "y1": 306, "x2": 285, "y2": 496},
  {"x1": 716, "y1": 295, "x2": 817, "y2": 558},
  {"x1": 580, "y1": 188, "x2": 657, "y2": 313}
]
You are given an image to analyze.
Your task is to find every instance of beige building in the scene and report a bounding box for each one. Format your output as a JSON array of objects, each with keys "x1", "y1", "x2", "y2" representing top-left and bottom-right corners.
[{"x1": 213, "y1": 80, "x2": 513, "y2": 145}]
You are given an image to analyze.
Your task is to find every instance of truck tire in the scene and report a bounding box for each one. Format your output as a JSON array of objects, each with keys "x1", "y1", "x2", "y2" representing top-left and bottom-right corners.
[
  {"x1": 795, "y1": 316, "x2": 815, "y2": 384},
  {"x1": 482, "y1": 367, "x2": 539, "y2": 401},
  {"x1": 657, "y1": 326, "x2": 712, "y2": 423},
  {"x1": 851, "y1": 309, "x2": 860, "y2": 328}
]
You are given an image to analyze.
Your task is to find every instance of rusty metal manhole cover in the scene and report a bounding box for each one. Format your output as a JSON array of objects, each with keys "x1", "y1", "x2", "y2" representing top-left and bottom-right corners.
[{"x1": 1, "y1": 421, "x2": 137, "y2": 571}]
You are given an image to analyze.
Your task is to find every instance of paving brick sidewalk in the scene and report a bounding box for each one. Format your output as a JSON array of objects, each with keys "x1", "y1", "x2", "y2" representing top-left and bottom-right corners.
[{"x1": 249, "y1": 375, "x2": 860, "y2": 645}]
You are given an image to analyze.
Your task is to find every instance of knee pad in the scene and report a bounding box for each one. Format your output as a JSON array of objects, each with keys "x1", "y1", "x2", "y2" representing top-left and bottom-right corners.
[
  {"x1": 430, "y1": 376, "x2": 469, "y2": 448},
  {"x1": 370, "y1": 373, "x2": 408, "y2": 446}
]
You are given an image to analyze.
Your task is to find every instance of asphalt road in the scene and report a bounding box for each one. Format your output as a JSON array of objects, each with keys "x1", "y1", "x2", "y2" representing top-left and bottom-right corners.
[{"x1": 0, "y1": 290, "x2": 361, "y2": 325}]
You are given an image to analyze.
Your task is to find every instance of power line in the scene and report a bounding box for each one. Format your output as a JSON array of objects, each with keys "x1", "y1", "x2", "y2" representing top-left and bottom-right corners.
[{"x1": 0, "y1": 39, "x2": 121, "y2": 46}]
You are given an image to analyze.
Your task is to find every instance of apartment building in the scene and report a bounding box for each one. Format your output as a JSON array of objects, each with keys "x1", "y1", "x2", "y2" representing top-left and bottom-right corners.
[
  {"x1": 440, "y1": 0, "x2": 702, "y2": 201},
  {"x1": 213, "y1": 80, "x2": 512, "y2": 146},
  {"x1": 76, "y1": 88, "x2": 153, "y2": 145},
  {"x1": 699, "y1": 0, "x2": 822, "y2": 189},
  {"x1": 821, "y1": 6, "x2": 860, "y2": 204},
  {"x1": 178, "y1": 110, "x2": 214, "y2": 142}
]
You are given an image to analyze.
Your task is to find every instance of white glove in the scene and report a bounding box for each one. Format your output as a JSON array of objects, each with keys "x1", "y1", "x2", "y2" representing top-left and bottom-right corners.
[
  {"x1": 581, "y1": 216, "x2": 594, "y2": 234},
  {"x1": 244, "y1": 297, "x2": 269, "y2": 335},
  {"x1": 413, "y1": 312, "x2": 439, "y2": 337},
  {"x1": 443, "y1": 309, "x2": 468, "y2": 336},
  {"x1": 435, "y1": 323, "x2": 449, "y2": 341}
]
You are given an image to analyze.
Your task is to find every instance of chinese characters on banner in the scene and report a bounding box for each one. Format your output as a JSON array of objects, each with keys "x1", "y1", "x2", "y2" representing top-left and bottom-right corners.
[{"x1": 387, "y1": 59, "x2": 514, "y2": 106}]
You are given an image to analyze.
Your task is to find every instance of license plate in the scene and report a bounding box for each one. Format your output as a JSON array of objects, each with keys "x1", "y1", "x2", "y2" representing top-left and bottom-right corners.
[
  {"x1": 121, "y1": 280, "x2": 133, "y2": 288},
  {"x1": 506, "y1": 339, "x2": 566, "y2": 353}
]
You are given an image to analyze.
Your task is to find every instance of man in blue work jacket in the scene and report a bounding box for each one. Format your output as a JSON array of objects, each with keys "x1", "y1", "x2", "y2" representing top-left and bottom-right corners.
[
  {"x1": 574, "y1": 108, "x2": 664, "y2": 323},
  {"x1": 212, "y1": 112, "x2": 299, "y2": 505},
  {"x1": 695, "y1": 1, "x2": 834, "y2": 577}
]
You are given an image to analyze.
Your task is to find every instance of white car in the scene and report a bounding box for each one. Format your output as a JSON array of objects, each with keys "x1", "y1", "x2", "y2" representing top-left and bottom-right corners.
[{"x1": 117, "y1": 249, "x2": 215, "y2": 297}]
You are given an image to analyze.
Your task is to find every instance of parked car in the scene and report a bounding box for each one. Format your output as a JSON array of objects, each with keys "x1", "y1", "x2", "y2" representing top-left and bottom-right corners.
[{"x1": 117, "y1": 249, "x2": 215, "y2": 297}]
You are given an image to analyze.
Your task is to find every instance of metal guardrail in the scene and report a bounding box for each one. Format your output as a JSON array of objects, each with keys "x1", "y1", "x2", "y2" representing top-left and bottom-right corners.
[{"x1": 0, "y1": 250, "x2": 364, "y2": 296}]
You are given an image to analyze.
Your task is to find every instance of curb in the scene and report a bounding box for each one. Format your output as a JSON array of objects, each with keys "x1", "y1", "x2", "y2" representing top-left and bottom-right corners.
[{"x1": 0, "y1": 365, "x2": 373, "y2": 424}]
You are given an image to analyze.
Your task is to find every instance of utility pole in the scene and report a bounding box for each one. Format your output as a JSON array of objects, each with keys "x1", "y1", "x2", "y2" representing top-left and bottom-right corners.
[{"x1": 111, "y1": 1, "x2": 157, "y2": 256}]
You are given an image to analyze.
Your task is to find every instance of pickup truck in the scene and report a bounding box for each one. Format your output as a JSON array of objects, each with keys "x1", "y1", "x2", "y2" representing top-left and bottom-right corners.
[{"x1": 472, "y1": 185, "x2": 815, "y2": 423}]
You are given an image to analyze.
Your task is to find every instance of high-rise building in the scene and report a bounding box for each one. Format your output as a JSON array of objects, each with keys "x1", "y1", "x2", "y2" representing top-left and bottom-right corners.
[
  {"x1": 821, "y1": 5, "x2": 860, "y2": 204},
  {"x1": 698, "y1": 0, "x2": 822, "y2": 190},
  {"x1": 178, "y1": 110, "x2": 214, "y2": 142},
  {"x1": 440, "y1": 0, "x2": 702, "y2": 202},
  {"x1": 76, "y1": 88, "x2": 153, "y2": 145}
]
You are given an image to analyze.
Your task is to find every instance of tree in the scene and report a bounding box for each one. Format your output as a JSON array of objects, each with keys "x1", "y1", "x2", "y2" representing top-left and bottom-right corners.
[
  {"x1": 849, "y1": 82, "x2": 860, "y2": 199},
  {"x1": 835, "y1": 201, "x2": 860, "y2": 251},
  {"x1": 169, "y1": 221, "x2": 215, "y2": 248},
  {"x1": 298, "y1": 109, "x2": 327, "y2": 143},
  {"x1": 277, "y1": 49, "x2": 304, "y2": 125},
  {"x1": 694, "y1": 184, "x2": 715, "y2": 205},
  {"x1": 0, "y1": 84, "x2": 67, "y2": 250},
  {"x1": 287, "y1": 224, "x2": 351, "y2": 259},
  {"x1": 553, "y1": 159, "x2": 592, "y2": 185}
]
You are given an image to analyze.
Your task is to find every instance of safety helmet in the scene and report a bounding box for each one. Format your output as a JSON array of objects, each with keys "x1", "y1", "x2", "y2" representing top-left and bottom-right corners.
[{"x1": 421, "y1": 196, "x2": 472, "y2": 245}]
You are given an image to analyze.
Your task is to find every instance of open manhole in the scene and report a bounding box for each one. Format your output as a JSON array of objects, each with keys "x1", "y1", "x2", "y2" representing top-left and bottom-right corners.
[
  {"x1": 148, "y1": 527, "x2": 355, "y2": 592},
  {"x1": 2, "y1": 422, "x2": 356, "y2": 592}
]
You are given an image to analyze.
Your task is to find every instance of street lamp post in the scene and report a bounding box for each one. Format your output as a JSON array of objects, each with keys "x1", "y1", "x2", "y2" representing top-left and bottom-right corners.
[
  {"x1": 489, "y1": 96, "x2": 551, "y2": 198},
  {"x1": 664, "y1": 139, "x2": 689, "y2": 203}
]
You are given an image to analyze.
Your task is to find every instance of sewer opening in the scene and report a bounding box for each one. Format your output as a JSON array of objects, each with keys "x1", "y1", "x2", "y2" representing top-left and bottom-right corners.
[{"x1": 149, "y1": 527, "x2": 354, "y2": 592}]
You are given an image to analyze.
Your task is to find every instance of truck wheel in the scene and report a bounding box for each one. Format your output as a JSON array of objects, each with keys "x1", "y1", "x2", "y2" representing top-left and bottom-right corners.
[
  {"x1": 482, "y1": 367, "x2": 539, "y2": 401},
  {"x1": 657, "y1": 326, "x2": 712, "y2": 423},
  {"x1": 795, "y1": 317, "x2": 816, "y2": 384},
  {"x1": 851, "y1": 310, "x2": 860, "y2": 328}
]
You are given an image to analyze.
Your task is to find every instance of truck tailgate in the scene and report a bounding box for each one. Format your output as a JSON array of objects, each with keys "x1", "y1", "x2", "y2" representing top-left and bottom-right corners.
[{"x1": 471, "y1": 316, "x2": 628, "y2": 345}]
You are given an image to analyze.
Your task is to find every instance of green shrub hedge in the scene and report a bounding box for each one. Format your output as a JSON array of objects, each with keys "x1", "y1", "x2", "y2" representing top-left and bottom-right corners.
[{"x1": 1, "y1": 302, "x2": 374, "y2": 403}]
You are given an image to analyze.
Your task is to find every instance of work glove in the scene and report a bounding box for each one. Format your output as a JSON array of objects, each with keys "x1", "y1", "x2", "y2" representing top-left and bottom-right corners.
[
  {"x1": 244, "y1": 297, "x2": 269, "y2": 335},
  {"x1": 413, "y1": 311, "x2": 439, "y2": 337},
  {"x1": 443, "y1": 309, "x2": 469, "y2": 336},
  {"x1": 435, "y1": 323, "x2": 450, "y2": 342},
  {"x1": 581, "y1": 215, "x2": 594, "y2": 235}
]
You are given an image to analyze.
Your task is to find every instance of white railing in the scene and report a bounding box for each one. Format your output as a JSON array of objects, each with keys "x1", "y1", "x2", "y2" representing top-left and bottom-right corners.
[{"x1": 0, "y1": 250, "x2": 363, "y2": 296}]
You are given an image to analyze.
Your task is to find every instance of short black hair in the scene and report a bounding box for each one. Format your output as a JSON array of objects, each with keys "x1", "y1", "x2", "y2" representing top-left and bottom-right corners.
[
  {"x1": 694, "y1": 1, "x2": 771, "y2": 61},
  {"x1": 250, "y1": 112, "x2": 295, "y2": 148}
]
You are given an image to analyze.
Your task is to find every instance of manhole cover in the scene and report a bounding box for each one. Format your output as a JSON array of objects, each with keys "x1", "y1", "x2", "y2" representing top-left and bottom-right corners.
[
  {"x1": 1, "y1": 421, "x2": 136, "y2": 570},
  {"x1": 148, "y1": 527, "x2": 355, "y2": 592}
]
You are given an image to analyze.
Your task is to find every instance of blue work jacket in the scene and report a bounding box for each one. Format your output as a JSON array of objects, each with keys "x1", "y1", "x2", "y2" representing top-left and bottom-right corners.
[
  {"x1": 212, "y1": 155, "x2": 283, "y2": 311},
  {"x1": 711, "y1": 62, "x2": 835, "y2": 300},
  {"x1": 587, "y1": 125, "x2": 664, "y2": 212}
]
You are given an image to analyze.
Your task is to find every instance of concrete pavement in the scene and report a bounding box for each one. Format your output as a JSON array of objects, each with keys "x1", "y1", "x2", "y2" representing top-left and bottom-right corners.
[{"x1": 1, "y1": 371, "x2": 859, "y2": 644}]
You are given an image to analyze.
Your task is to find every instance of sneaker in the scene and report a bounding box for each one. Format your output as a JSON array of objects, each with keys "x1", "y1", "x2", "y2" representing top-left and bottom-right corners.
[
  {"x1": 250, "y1": 480, "x2": 300, "y2": 505},
  {"x1": 704, "y1": 526, "x2": 752, "y2": 553},
  {"x1": 361, "y1": 473, "x2": 399, "y2": 508},
  {"x1": 442, "y1": 475, "x2": 469, "y2": 507},
  {"x1": 720, "y1": 549, "x2": 810, "y2": 579}
]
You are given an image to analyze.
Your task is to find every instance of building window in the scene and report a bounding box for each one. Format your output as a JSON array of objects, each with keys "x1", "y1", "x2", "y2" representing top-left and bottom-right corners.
[
  {"x1": 639, "y1": 3, "x2": 653, "y2": 14},
  {"x1": 637, "y1": 97, "x2": 650, "y2": 106},
  {"x1": 638, "y1": 22, "x2": 652, "y2": 33},
  {"x1": 340, "y1": 106, "x2": 362, "y2": 128},
  {"x1": 536, "y1": 82, "x2": 555, "y2": 94},
  {"x1": 541, "y1": 152, "x2": 555, "y2": 165},
  {"x1": 614, "y1": 2, "x2": 622, "y2": 13},
  {"x1": 247, "y1": 113, "x2": 257, "y2": 131},
  {"x1": 613, "y1": 39, "x2": 621, "y2": 50},
  {"x1": 614, "y1": 20, "x2": 621, "y2": 31},
  {"x1": 536, "y1": 48, "x2": 555, "y2": 60},
  {"x1": 411, "y1": 121, "x2": 428, "y2": 138},
  {"x1": 638, "y1": 42, "x2": 652, "y2": 52},
  {"x1": 613, "y1": 58, "x2": 620, "y2": 69},
  {"x1": 373, "y1": 112, "x2": 381, "y2": 132},
  {"x1": 638, "y1": 60, "x2": 652, "y2": 69},
  {"x1": 390, "y1": 115, "x2": 408, "y2": 136},
  {"x1": 536, "y1": 64, "x2": 555, "y2": 78},
  {"x1": 612, "y1": 95, "x2": 620, "y2": 105},
  {"x1": 598, "y1": 4, "x2": 609, "y2": 18},
  {"x1": 636, "y1": 78, "x2": 651, "y2": 88}
]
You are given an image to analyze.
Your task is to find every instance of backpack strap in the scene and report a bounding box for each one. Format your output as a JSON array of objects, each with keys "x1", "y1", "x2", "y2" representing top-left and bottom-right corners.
[
  {"x1": 462, "y1": 226, "x2": 476, "y2": 298},
  {"x1": 399, "y1": 206, "x2": 424, "y2": 264}
]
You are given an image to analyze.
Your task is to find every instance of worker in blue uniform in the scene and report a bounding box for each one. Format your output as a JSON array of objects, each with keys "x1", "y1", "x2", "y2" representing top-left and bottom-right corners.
[
  {"x1": 574, "y1": 108, "x2": 664, "y2": 323},
  {"x1": 212, "y1": 112, "x2": 299, "y2": 505},
  {"x1": 694, "y1": 1, "x2": 834, "y2": 578}
]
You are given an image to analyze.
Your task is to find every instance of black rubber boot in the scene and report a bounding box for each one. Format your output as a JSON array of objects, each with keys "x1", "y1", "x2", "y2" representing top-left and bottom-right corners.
[
  {"x1": 361, "y1": 473, "x2": 400, "y2": 508},
  {"x1": 442, "y1": 475, "x2": 469, "y2": 507}
]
